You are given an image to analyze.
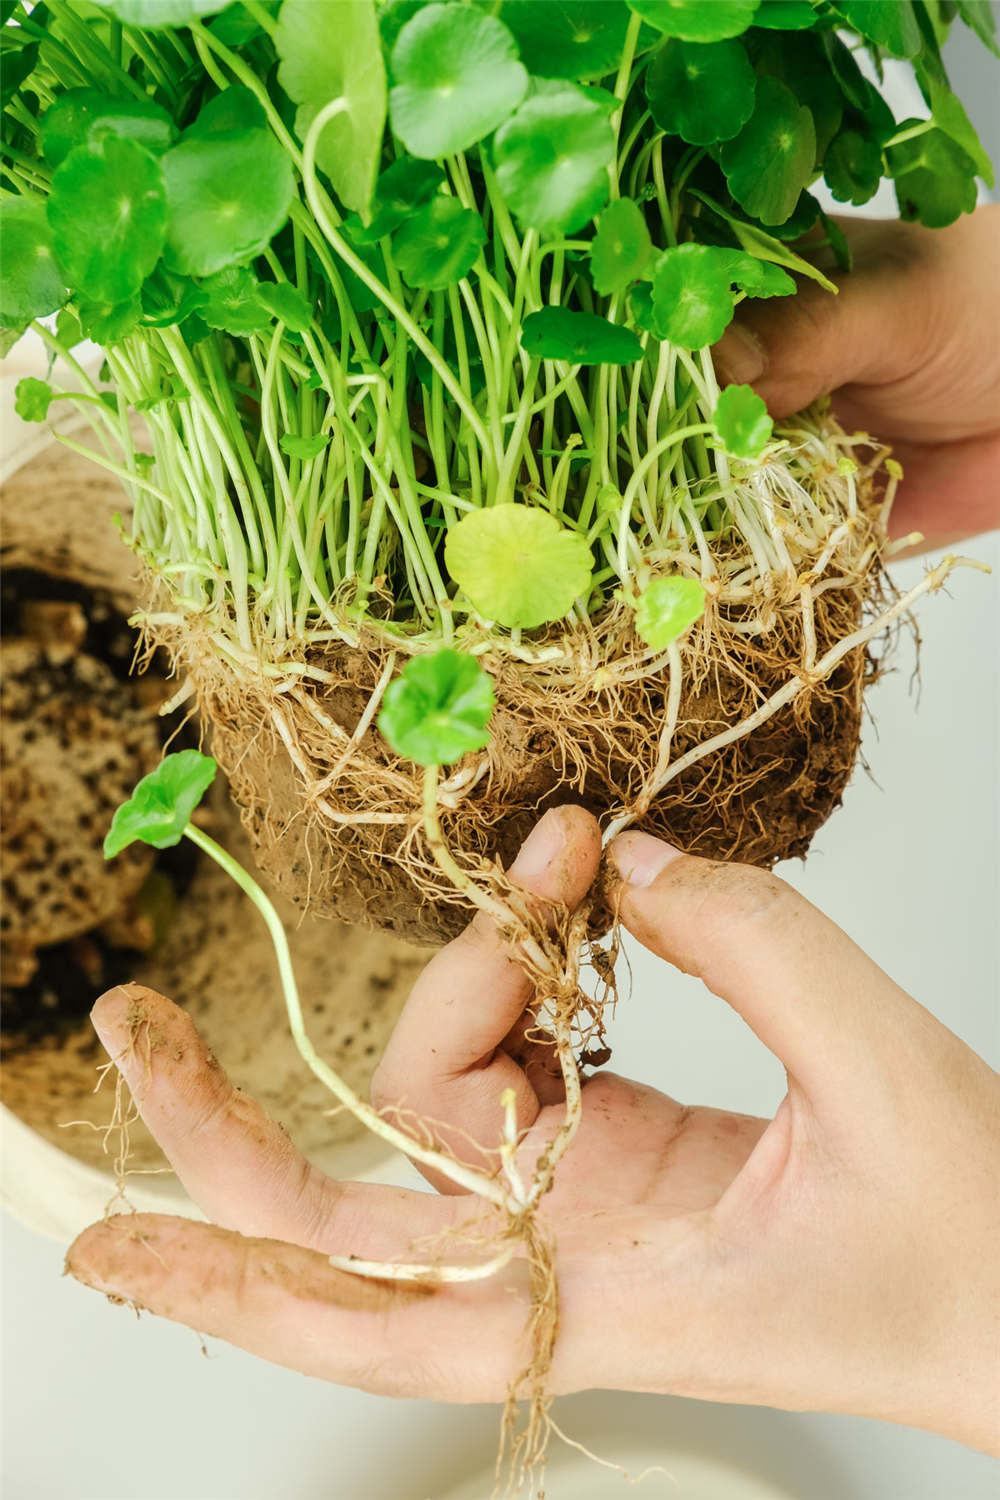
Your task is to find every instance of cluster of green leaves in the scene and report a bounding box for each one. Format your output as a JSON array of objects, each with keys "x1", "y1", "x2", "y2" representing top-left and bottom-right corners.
[{"x1": 1, "y1": 0, "x2": 995, "y2": 647}]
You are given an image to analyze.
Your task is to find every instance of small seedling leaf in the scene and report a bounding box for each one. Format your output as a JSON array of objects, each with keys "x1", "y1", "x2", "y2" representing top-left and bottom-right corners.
[
  {"x1": 141, "y1": 264, "x2": 209, "y2": 327},
  {"x1": 650, "y1": 244, "x2": 735, "y2": 348},
  {"x1": 887, "y1": 123, "x2": 978, "y2": 228},
  {"x1": 926, "y1": 79, "x2": 994, "y2": 188},
  {"x1": 353, "y1": 157, "x2": 444, "y2": 243},
  {"x1": 257, "y1": 281, "x2": 313, "y2": 331},
  {"x1": 277, "y1": 0, "x2": 386, "y2": 217},
  {"x1": 41, "y1": 90, "x2": 177, "y2": 168},
  {"x1": 493, "y1": 85, "x2": 615, "y2": 235},
  {"x1": 627, "y1": 0, "x2": 760, "y2": 43},
  {"x1": 48, "y1": 136, "x2": 167, "y2": 304},
  {"x1": 713, "y1": 383, "x2": 773, "y2": 459},
  {"x1": 104, "y1": 750, "x2": 217, "y2": 859},
  {"x1": 634, "y1": 576, "x2": 706, "y2": 647},
  {"x1": 497, "y1": 0, "x2": 631, "y2": 80},
  {"x1": 590, "y1": 198, "x2": 652, "y2": 296},
  {"x1": 645, "y1": 38, "x2": 756, "y2": 145},
  {"x1": 720, "y1": 76, "x2": 816, "y2": 226},
  {"x1": 378, "y1": 649, "x2": 494, "y2": 766},
  {"x1": 392, "y1": 196, "x2": 486, "y2": 289},
  {"x1": 0, "y1": 198, "x2": 66, "y2": 324},
  {"x1": 389, "y1": 3, "x2": 528, "y2": 158},
  {"x1": 824, "y1": 126, "x2": 883, "y2": 205},
  {"x1": 198, "y1": 265, "x2": 271, "y2": 333},
  {"x1": 14, "y1": 376, "x2": 54, "y2": 423},
  {"x1": 280, "y1": 433, "x2": 329, "y2": 460},
  {"x1": 521, "y1": 306, "x2": 643, "y2": 365},
  {"x1": 445, "y1": 505, "x2": 594, "y2": 629},
  {"x1": 720, "y1": 250, "x2": 795, "y2": 299},
  {"x1": 77, "y1": 296, "x2": 143, "y2": 343}
]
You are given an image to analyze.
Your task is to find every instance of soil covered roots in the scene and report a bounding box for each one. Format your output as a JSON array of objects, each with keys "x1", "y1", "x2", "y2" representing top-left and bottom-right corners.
[{"x1": 159, "y1": 573, "x2": 872, "y2": 946}]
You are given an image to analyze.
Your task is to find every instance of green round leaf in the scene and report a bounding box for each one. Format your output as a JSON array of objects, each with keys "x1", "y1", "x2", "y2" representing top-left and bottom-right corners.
[
  {"x1": 353, "y1": 156, "x2": 444, "y2": 243},
  {"x1": 198, "y1": 266, "x2": 271, "y2": 333},
  {"x1": 389, "y1": 3, "x2": 528, "y2": 158},
  {"x1": 720, "y1": 250, "x2": 795, "y2": 298},
  {"x1": 650, "y1": 244, "x2": 736, "y2": 349},
  {"x1": 77, "y1": 296, "x2": 143, "y2": 343},
  {"x1": 162, "y1": 126, "x2": 294, "y2": 276},
  {"x1": 445, "y1": 505, "x2": 594, "y2": 629},
  {"x1": 183, "y1": 85, "x2": 266, "y2": 140},
  {"x1": 627, "y1": 0, "x2": 760, "y2": 42},
  {"x1": 521, "y1": 306, "x2": 643, "y2": 365},
  {"x1": 824, "y1": 126, "x2": 882, "y2": 205},
  {"x1": 493, "y1": 86, "x2": 615, "y2": 235},
  {"x1": 104, "y1": 750, "x2": 217, "y2": 859},
  {"x1": 14, "y1": 376, "x2": 54, "y2": 423},
  {"x1": 720, "y1": 76, "x2": 816, "y2": 225},
  {"x1": 0, "y1": 198, "x2": 66, "y2": 324},
  {"x1": 41, "y1": 90, "x2": 176, "y2": 168},
  {"x1": 378, "y1": 649, "x2": 494, "y2": 766},
  {"x1": 835, "y1": 0, "x2": 921, "y2": 59},
  {"x1": 91, "y1": 0, "x2": 226, "y2": 27},
  {"x1": 48, "y1": 136, "x2": 167, "y2": 304},
  {"x1": 277, "y1": 0, "x2": 386, "y2": 218},
  {"x1": 257, "y1": 280, "x2": 313, "y2": 331},
  {"x1": 713, "y1": 383, "x2": 773, "y2": 459},
  {"x1": 752, "y1": 30, "x2": 843, "y2": 159},
  {"x1": 140, "y1": 263, "x2": 208, "y2": 328},
  {"x1": 926, "y1": 80, "x2": 994, "y2": 189},
  {"x1": 887, "y1": 125, "x2": 978, "y2": 228},
  {"x1": 497, "y1": 1, "x2": 630, "y2": 80},
  {"x1": 634, "y1": 576, "x2": 706, "y2": 648},
  {"x1": 590, "y1": 197, "x2": 652, "y2": 296},
  {"x1": 645, "y1": 38, "x2": 756, "y2": 145},
  {"x1": 392, "y1": 195, "x2": 486, "y2": 289}
]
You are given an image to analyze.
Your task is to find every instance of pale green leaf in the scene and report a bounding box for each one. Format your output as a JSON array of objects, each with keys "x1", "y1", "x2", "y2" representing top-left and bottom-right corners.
[{"x1": 445, "y1": 505, "x2": 594, "y2": 629}]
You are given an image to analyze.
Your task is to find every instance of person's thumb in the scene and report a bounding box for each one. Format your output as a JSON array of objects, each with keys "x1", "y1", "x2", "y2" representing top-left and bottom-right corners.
[
  {"x1": 711, "y1": 271, "x2": 912, "y2": 420},
  {"x1": 607, "y1": 833, "x2": 917, "y2": 1113}
]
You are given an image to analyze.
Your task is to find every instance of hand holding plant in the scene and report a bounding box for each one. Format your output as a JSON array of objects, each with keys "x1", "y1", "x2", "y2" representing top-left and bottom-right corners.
[
  {"x1": 714, "y1": 205, "x2": 1000, "y2": 549},
  {"x1": 68, "y1": 811, "x2": 1000, "y2": 1459}
]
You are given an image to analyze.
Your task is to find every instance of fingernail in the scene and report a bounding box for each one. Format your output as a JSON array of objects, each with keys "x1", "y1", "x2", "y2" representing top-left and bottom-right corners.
[
  {"x1": 714, "y1": 323, "x2": 766, "y2": 386},
  {"x1": 509, "y1": 808, "x2": 567, "y2": 881},
  {"x1": 610, "y1": 831, "x2": 683, "y2": 889}
]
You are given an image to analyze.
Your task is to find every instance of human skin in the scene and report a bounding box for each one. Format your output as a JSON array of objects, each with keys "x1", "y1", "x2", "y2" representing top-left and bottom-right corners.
[
  {"x1": 712, "y1": 205, "x2": 1000, "y2": 551},
  {"x1": 67, "y1": 807, "x2": 1000, "y2": 1456}
]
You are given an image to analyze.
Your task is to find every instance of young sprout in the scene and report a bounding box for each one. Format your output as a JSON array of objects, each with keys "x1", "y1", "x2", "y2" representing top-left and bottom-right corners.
[
  {"x1": 102, "y1": 746, "x2": 514, "y2": 1218},
  {"x1": 713, "y1": 384, "x2": 774, "y2": 462},
  {"x1": 377, "y1": 648, "x2": 494, "y2": 767},
  {"x1": 590, "y1": 198, "x2": 653, "y2": 298},
  {"x1": 634, "y1": 576, "x2": 707, "y2": 649}
]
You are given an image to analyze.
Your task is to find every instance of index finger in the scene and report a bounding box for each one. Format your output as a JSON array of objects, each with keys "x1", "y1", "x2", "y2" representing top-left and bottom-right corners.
[{"x1": 372, "y1": 805, "x2": 602, "y2": 1179}]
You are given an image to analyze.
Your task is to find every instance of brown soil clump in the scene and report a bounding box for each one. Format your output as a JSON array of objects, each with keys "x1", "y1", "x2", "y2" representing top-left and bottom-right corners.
[{"x1": 173, "y1": 577, "x2": 871, "y2": 947}]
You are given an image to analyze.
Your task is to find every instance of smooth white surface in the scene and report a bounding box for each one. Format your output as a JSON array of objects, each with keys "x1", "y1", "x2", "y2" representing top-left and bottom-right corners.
[{"x1": 3, "y1": 535, "x2": 998, "y2": 1500}]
